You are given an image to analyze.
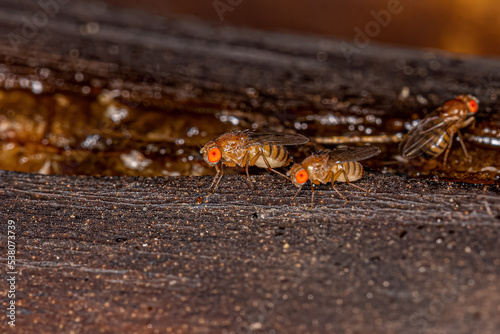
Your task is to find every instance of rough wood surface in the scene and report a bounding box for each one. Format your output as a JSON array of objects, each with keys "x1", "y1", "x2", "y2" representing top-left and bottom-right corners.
[
  {"x1": 1, "y1": 0, "x2": 500, "y2": 118},
  {"x1": 1, "y1": 170, "x2": 500, "y2": 333}
]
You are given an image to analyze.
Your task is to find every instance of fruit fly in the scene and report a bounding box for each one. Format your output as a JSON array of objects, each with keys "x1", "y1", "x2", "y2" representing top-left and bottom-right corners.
[
  {"x1": 399, "y1": 95, "x2": 479, "y2": 165},
  {"x1": 287, "y1": 146, "x2": 381, "y2": 207},
  {"x1": 200, "y1": 130, "x2": 309, "y2": 193}
]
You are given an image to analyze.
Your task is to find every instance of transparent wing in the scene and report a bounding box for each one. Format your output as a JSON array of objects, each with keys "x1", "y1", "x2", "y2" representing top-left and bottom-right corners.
[
  {"x1": 246, "y1": 132, "x2": 310, "y2": 147},
  {"x1": 326, "y1": 146, "x2": 381, "y2": 163},
  {"x1": 399, "y1": 109, "x2": 456, "y2": 158}
]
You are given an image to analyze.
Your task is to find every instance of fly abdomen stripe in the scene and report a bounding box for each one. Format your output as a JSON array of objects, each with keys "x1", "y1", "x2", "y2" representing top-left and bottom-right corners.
[
  {"x1": 273, "y1": 145, "x2": 280, "y2": 160},
  {"x1": 437, "y1": 134, "x2": 448, "y2": 149},
  {"x1": 356, "y1": 162, "x2": 364, "y2": 179},
  {"x1": 424, "y1": 131, "x2": 450, "y2": 158},
  {"x1": 349, "y1": 162, "x2": 358, "y2": 179},
  {"x1": 340, "y1": 162, "x2": 364, "y2": 181},
  {"x1": 259, "y1": 145, "x2": 290, "y2": 166},
  {"x1": 268, "y1": 145, "x2": 288, "y2": 165},
  {"x1": 269, "y1": 145, "x2": 276, "y2": 159},
  {"x1": 276, "y1": 145, "x2": 286, "y2": 162},
  {"x1": 282, "y1": 149, "x2": 291, "y2": 165},
  {"x1": 262, "y1": 145, "x2": 271, "y2": 158}
]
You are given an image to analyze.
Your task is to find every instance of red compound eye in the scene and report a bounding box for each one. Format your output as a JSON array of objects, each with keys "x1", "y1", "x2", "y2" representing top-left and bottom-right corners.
[
  {"x1": 295, "y1": 169, "x2": 309, "y2": 184},
  {"x1": 208, "y1": 147, "x2": 221, "y2": 163},
  {"x1": 468, "y1": 99, "x2": 478, "y2": 113}
]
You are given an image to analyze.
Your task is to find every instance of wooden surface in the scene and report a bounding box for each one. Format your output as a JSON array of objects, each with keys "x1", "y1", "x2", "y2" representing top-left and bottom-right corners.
[
  {"x1": 1, "y1": 0, "x2": 500, "y2": 116},
  {"x1": 1, "y1": 170, "x2": 500, "y2": 333},
  {"x1": 0, "y1": 0, "x2": 500, "y2": 333}
]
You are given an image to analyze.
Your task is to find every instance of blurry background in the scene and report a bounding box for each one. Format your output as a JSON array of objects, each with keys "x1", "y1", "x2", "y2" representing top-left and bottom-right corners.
[{"x1": 104, "y1": 0, "x2": 500, "y2": 57}]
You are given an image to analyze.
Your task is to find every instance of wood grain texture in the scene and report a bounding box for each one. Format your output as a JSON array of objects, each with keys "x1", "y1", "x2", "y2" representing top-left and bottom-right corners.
[
  {"x1": 1, "y1": 170, "x2": 500, "y2": 333},
  {"x1": 1, "y1": 0, "x2": 500, "y2": 118}
]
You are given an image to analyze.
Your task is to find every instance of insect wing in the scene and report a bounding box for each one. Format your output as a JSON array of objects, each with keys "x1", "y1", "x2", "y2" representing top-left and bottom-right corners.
[
  {"x1": 245, "y1": 132, "x2": 309, "y2": 147},
  {"x1": 326, "y1": 146, "x2": 381, "y2": 163},
  {"x1": 400, "y1": 109, "x2": 456, "y2": 158}
]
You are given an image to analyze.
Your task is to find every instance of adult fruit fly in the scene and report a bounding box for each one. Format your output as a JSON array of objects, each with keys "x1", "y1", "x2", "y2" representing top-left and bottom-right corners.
[
  {"x1": 200, "y1": 130, "x2": 309, "y2": 193},
  {"x1": 287, "y1": 146, "x2": 381, "y2": 207},
  {"x1": 399, "y1": 95, "x2": 479, "y2": 165}
]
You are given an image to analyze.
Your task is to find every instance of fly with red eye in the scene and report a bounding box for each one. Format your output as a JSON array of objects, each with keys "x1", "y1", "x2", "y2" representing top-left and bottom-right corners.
[
  {"x1": 399, "y1": 94, "x2": 479, "y2": 165},
  {"x1": 207, "y1": 147, "x2": 222, "y2": 163},
  {"x1": 294, "y1": 169, "x2": 309, "y2": 184},
  {"x1": 200, "y1": 130, "x2": 309, "y2": 198},
  {"x1": 287, "y1": 146, "x2": 381, "y2": 207},
  {"x1": 468, "y1": 99, "x2": 478, "y2": 113}
]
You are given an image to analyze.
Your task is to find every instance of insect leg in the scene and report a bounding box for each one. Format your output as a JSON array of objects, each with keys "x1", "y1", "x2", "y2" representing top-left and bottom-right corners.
[
  {"x1": 291, "y1": 185, "x2": 304, "y2": 202},
  {"x1": 462, "y1": 116, "x2": 475, "y2": 128},
  {"x1": 210, "y1": 163, "x2": 225, "y2": 194},
  {"x1": 338, "y1": 169, "x2": 368, "y2": 193},
  {"x1": 243, "y1": 151, "x2": 255, "y2": 189},
  {"x1": 209, "y1": 164, "x2": 221, "y2": 188},
  {"x1": 260, "y1": 148, "x2": 290, "y2": 180},
  {"x1": 456, "y1": 130, "x2": 470, "y2": 161},
  {"x1": 250, "y1": 148, "x2": 290, "y2": 181},
  {"x1": 310, "y1": 183, "x2": 315, "y2": 208},
  {"x1": 204, "y1": 164, "x2": 224, "y2": 202},
  {"x1": 443, "y1": 127, "x2": 457, "y2": 166},
  {"x1": 328, "y1": 170, "x2": 346, "y2": 200}
]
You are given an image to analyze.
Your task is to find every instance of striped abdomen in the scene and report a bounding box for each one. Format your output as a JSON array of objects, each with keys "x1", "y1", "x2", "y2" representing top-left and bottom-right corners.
[
  {"x1": 330, "y1": 161, "x2": 365, "y2": 183},
  {"x1": 420, "y1": 128, "x2": 452, "y2": 159},
  {"x1": 249, "y1": 144, "x2": 291, "y2": 168}
]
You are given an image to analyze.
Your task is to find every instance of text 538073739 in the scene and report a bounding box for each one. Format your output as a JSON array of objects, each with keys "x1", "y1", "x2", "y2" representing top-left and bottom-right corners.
[{"x1": 7, "y1": 219, "x2": 17, "y2": 327}]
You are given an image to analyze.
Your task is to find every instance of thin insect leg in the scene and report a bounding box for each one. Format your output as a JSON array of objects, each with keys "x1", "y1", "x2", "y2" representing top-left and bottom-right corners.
[
  {"x1": 310, "y1": 183, "x2": 315, "y2": 208},
  {"x1": 252, "y1": 147, "x2": 290, "y2": 181},
  {"x1": 205, "y1": 165, "x2": 224, "y2": 202},
  {"x1": 249, "y1": 150, "x2": 262, "y2": 165},
  {"x1": 210, "y1": 164, "x2": 224, "y2": 194},
  {"x1": 291, "y1": 185, "x2": 304, "y2": 202},
  {"x1": 329, "y1": 170, "x2": 346, "y2": 200},
  {"x1": 341, "y1": 170, "x2": 368, "y2": 193},
  {"x1": 456, "y1": 130, "x2": 470, "y2": 161},
  {"x1": 244, "y1": 152, "x2": 255, "y2": 189},
  {"x1": 268, "y1": 167, "x2": 290, "y2": 180},
  {"x1": 462, "y1": 116, "x2": 475, "y2": 129},
  {"x1": 347, "y1": 182, "x2": 368, "y2": 192},
  {"x1": 455, "y1": 116, "x2": 474, "y2": 162},
  {"x1": 209, "y1": 164, "x2": 221, "y2": 188},
  {"x1": 443, "y1": 128, "x2": 457, "y2": 166}
]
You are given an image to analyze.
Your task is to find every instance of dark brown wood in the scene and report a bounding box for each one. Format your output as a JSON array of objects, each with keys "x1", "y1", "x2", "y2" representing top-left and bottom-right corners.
[
  {"x1": 2, "y1": 170, "x2": 500, "y2": 333},
  {"x1": 1, "y1": 0, "x2": 500, "y2": 117}
]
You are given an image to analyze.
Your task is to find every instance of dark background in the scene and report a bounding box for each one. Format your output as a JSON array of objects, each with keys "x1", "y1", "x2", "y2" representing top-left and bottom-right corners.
[{"x1": 104, "y1": 0, "x2": 500, "y2": 57}]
